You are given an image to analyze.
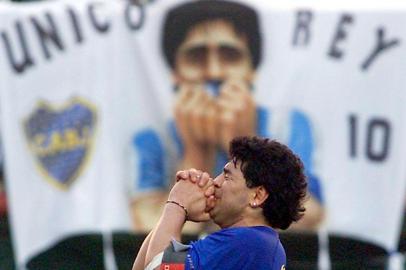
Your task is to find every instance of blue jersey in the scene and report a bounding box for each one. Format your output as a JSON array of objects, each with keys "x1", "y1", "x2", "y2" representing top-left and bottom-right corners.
[{"x1": 185, "y1": 226, "x2": 286, "y2": 270}]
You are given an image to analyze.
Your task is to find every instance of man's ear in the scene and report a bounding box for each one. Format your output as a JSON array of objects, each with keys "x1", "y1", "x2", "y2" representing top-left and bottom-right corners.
[{"x1": 251, "y1": 186, "x2": 269, "y2": 207}]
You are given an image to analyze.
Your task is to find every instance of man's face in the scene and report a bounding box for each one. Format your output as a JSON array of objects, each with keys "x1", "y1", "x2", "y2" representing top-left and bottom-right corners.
[
  {"x1": 209, "y1": 160, "x2": 252, "y2": 228},
  {"x1": 174, "y1": 19, "x2": 255, "y2": 85}
]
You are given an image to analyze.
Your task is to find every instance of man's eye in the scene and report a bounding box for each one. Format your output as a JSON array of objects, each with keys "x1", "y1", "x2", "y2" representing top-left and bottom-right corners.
[
  {"x1": 183, "y1": 46, "x2": 208, "y2": 64},
  {"x1": 219, "y1": 45, "x2": 245, "y2": 63}
]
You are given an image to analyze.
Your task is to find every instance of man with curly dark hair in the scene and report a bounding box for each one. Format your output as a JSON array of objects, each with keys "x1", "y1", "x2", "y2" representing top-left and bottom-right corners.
[{"x1": 133, "y1": 136, "x2": 307, "y2": 270}]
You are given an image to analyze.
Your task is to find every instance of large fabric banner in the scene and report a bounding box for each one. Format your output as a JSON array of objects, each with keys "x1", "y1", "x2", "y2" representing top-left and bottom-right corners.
[{"x1": 1, "y1": 0, "x2": 406, "y2": 267}]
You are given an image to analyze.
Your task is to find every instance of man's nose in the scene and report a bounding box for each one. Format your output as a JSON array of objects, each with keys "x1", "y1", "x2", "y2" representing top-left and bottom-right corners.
[
  {"x1": 214, "y1": 176, "x2": 224, "y2": 188},
  {"x1": 205, "y1": 50, "x2": 223, "y2": 80}
]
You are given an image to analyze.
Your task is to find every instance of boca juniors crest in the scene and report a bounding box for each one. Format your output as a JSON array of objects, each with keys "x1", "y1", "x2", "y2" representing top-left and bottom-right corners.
[{"x1": 23, "y1": 97, "x2": 97, "y2": 189}]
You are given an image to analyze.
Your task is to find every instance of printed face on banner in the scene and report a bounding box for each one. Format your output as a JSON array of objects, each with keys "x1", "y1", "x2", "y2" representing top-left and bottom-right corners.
[
  {"x1": 174, "y1": 19, "x2": 255, "y2": 87},
  {"x1": 131, "y1": 0, "x2": 324, "y2": 234},
  {"x1": 23, "y1": 97, "x2": 97, "y2": 190},
  {"x1": 131, "y1": 1, "x2": 264, "y2": 232}
]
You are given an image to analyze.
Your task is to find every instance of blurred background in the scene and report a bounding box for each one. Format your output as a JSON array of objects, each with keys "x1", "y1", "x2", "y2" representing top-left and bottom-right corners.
[{"x1": 1, "y1": 0, "x2": 406, "y2": 269}]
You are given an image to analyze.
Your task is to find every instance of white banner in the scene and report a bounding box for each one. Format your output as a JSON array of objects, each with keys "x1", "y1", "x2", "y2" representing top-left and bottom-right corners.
[{"x1": 1, "y1": 0, "x2": 406, "y2": 266}]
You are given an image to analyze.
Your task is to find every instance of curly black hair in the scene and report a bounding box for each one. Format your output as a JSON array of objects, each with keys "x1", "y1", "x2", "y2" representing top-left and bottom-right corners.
[
  {"x1": 229, "y1": 136, "x2": 307, "y2": 230},
  {"x1": 162, "y1": 0, "x2": 262, "y2": 70}
]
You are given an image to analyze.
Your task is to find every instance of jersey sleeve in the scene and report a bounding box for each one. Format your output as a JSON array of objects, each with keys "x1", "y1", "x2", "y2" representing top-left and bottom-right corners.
[{"x1": 131, "y1": 128, "x2": 167, "y2": 196}]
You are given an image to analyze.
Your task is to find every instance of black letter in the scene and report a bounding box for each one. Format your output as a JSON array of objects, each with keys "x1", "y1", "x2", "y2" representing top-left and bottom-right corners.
[
  {"x1": 30, "y1": 13, "x2": 65, "y2": 60},
  {"x1": 67, "y1": 7, "x2": 83, "y2": 44},
  {"x1": 88, "y1": 3, "x2": 110, "y2": 33},
  {"x1": 125, "y1": 2, "x2": 145, "y2": 31},
  {"x1": 328, "y1": 14, "x2": 354, "y2": 59},
  {"x1": 349, "y1": 114, "x2": 357, "y2": 158},
  {"x1": 366, "y1": 119, "x2": 390, "y2": 162},
  {"x1": 361, "y1": 27, "x2": 400, "y2": 71},
  {"x1": 292, "y1": 10, "x2": 313, "y2": 47},
  {"x1": 1, "y1": 21, "x2": 34, "y2": 74}
]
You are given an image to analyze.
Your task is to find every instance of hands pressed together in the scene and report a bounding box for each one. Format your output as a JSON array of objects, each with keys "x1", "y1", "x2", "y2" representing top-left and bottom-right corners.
[
  {"x1": 168, "y1": 168, "x2": 217, "y2": 223},
  {"x1": 174, "y1": 79, "x2": 256, "y2": 171}
]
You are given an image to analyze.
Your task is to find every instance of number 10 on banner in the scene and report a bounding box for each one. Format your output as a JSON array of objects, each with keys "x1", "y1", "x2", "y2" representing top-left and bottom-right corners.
[{"x1": 349, "y1": 114, "x2": 391, "y2": 162}]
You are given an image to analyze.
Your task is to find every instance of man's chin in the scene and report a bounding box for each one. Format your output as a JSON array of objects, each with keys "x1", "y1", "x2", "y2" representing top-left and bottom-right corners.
[
  {"x1": 208, "y1": 204, "x2": 220, "y2": 218},
  {"x1": 208, "y1": 209, "x2": 225, "y2": 228}
]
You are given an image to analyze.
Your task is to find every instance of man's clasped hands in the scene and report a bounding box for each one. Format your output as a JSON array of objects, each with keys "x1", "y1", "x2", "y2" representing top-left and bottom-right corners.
[{"x1": 168, "y1": 168, "x2": 217, "y2": 222}]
